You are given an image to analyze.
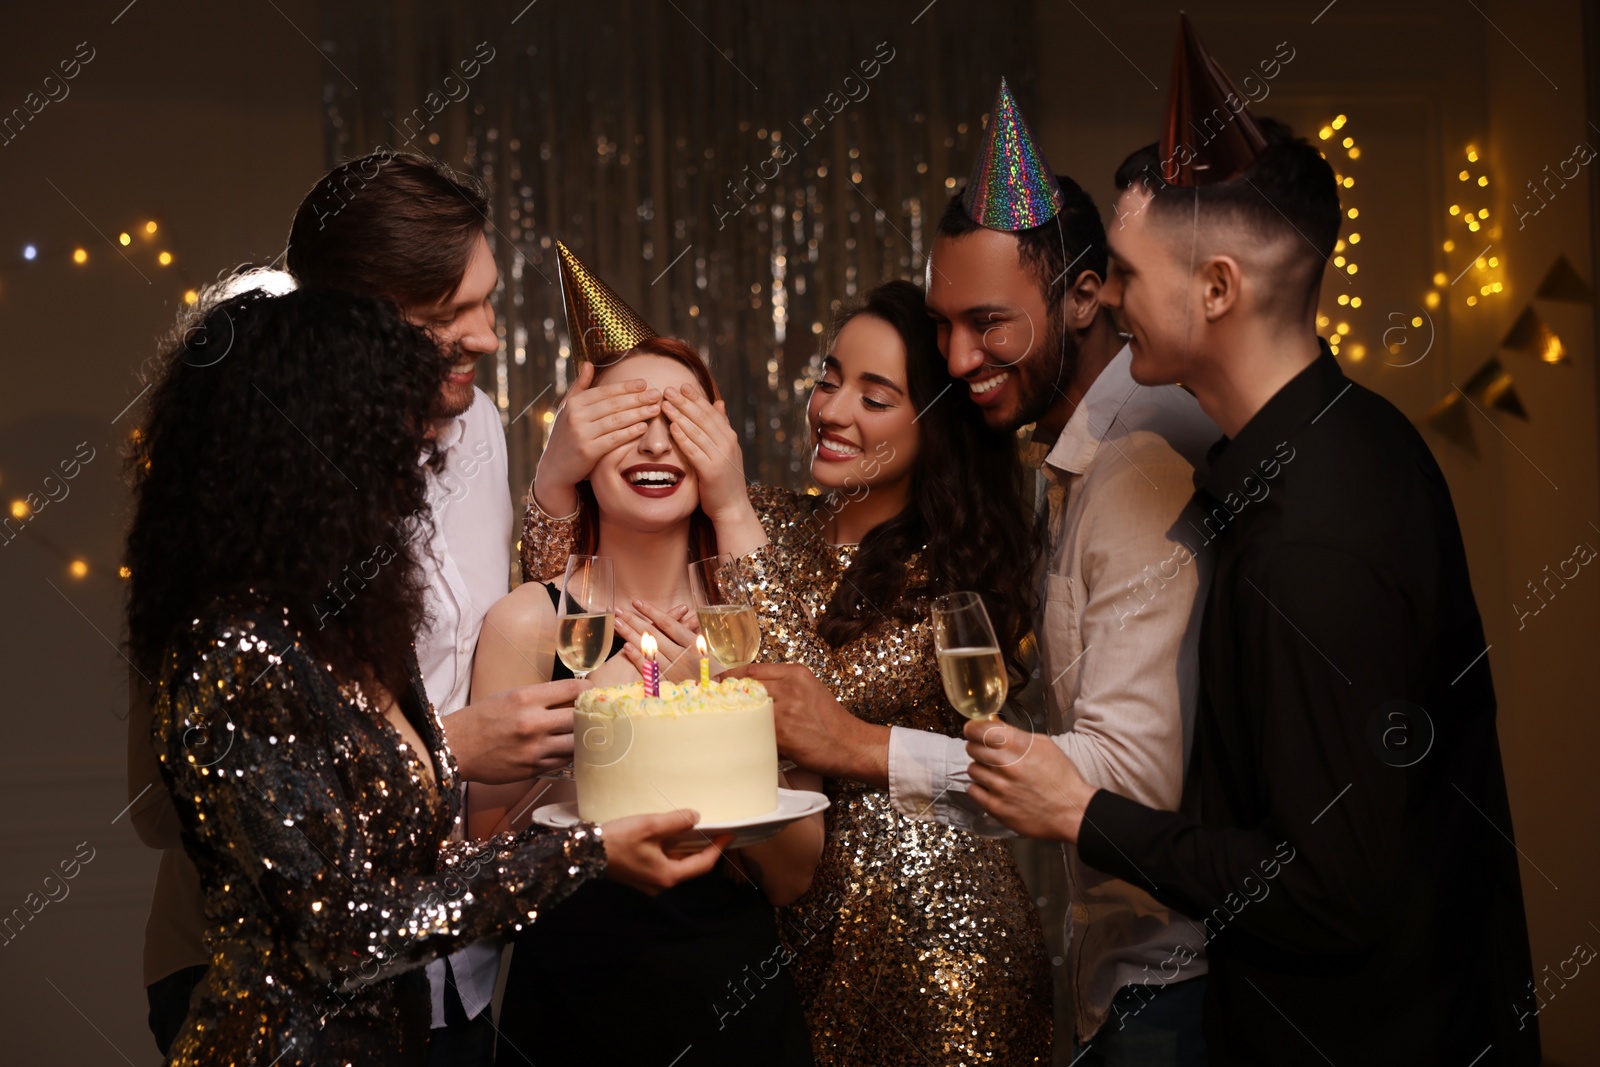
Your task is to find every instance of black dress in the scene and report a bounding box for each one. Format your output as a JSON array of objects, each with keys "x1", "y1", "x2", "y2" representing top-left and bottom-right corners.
[{"x1": 494, "y1": 584, "x2": 814, "y2": 1067}]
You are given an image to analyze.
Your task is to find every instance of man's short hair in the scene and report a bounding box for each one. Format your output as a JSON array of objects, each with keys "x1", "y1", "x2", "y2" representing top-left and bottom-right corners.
[
  {"x1": 1113, "y1": 118, "x2": 1343, "y2": 297},
  {"x1": 286, "y1": 150, "x2": 489, "y2": 310},
  {"x1": 936, "y1": 174, "x2": 1108, "y2": 307}
]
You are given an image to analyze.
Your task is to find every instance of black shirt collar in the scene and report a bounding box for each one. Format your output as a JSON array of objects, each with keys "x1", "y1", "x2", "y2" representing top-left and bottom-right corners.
[{"x1": 1200, "y1": 338, "x2": 1342, "y2": 505}]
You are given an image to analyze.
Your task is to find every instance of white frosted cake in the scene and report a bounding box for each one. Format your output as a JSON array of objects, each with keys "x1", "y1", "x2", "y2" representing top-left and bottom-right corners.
[{"x1": 573, "y1": 677, "x2": 779, "y2": 823}]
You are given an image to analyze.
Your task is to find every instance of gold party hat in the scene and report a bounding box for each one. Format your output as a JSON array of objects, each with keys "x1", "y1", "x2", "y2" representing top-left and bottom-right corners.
[{"x1": 556, "y1": 240, "x2": 658, "y2": 364}]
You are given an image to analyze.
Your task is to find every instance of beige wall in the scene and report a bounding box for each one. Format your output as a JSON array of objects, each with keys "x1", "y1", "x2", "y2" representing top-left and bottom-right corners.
[
  {"x1": 0, "y1": 3, "x2": 323, "y2": 1062},
  {"x1": 1034, "y1": 2, "x2": 1598, "y2": 1063}
]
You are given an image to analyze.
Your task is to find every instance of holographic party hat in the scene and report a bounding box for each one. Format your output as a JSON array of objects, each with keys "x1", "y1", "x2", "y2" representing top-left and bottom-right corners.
[
  {"x1": 1159, "y1": 13, "x2": 1269, "y2": 187},
  {"x1": 962, "y1": 78, "x2": 1065, "y2": 232},
  {"x1": 556, "y1": 240, "x2": 659, "y2": 364}
]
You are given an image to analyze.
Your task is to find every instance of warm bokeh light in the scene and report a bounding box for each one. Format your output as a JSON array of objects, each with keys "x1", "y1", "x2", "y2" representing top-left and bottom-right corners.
[
  {"x1": 69, "y1": 560, "x2": 88, "y2": 579},
  {"x1": 119, "y1": 565, "x2": 132, "y2": 579},
  {"x1": 1425, "y1": 291, "x2": 1441, "y2": 308},
  {"x1": 10, "y1": 500, "x2": 28, "y2": 519},
  {"x1": 158, "y1": 251, "x2": 173, "y2": 266},
  {"x1": 118, "y1": 232, "x2": 132, "y2": 246},
  {"x1": 183, "y1": 289, "x2": 199, "y2": 304},
  {"x1": 72, "y1": 248, "x2": 88, "y2": 265},
  {"x1": 1347, "y1": 208, "x2": 1358, "y2": 219}
]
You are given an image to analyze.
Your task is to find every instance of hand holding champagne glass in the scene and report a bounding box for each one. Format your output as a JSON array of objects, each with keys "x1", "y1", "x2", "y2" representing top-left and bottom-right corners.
[
  {"x1": 688, "y1": 553, "x2": 761, "y2": 671},
  {"x1": 932, "y1": 591, "x2": 1006, "y2": 721},
  {"x1": 556, "y1": 555, "x2": 615, "y2": 679}
]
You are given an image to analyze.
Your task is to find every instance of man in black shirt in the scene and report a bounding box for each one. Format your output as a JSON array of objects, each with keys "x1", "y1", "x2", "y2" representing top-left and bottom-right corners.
[{"x1": 958, "y1": 27, "x2": 1540, "y2": 1066}]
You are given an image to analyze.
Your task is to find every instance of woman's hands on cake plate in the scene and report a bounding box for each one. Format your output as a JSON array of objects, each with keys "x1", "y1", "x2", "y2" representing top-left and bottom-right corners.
[
  {"x1": 615, "y1": 600, "x2": 703, "y2": 682},
  {"x1": 532, "y1": 360, "x2": 662, "y2": 518},
  {"x1": 660, "y1": 383, "x2": 767, "y2": 558},
  {"x1": 725, "y1": 663, "x2": 890, "y2": 788},
  {"x1": 600, "y1": 810, "x2": 733, "y2": 895}
]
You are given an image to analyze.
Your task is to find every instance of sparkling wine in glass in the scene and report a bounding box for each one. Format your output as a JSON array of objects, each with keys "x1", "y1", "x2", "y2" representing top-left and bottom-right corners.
[
  {"x1": 689, "y1": 553, "x2": 761, "y2": 671},
  {"x1": 932, "y1": 591, "x2": 1007, "y2": 721},
  {"x1": 556, "y1": 555, "x2": 614, "y2": 679}
]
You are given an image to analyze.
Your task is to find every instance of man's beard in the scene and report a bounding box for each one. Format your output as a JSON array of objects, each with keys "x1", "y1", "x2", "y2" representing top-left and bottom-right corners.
[
  {"x1": 996, "y1": 313, "x2": 1075, "y2": 434},
  {"x1": 431, "y1": 344, "x2": 477, "y2": 420}
]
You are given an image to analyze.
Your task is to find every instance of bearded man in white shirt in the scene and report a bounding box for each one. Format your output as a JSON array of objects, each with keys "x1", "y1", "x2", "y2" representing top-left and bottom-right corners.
[
  {"x1": 126, "y1": 151, "x2": 660, "y2": 1065},
  {"x1": 746, "y1": 92, "x2": 1219, "y2": 1064}
]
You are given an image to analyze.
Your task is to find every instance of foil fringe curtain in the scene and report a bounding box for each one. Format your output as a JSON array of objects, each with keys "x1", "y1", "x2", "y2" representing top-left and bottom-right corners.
[{"x1": 318, "y1": 0, "x2": 1036, "y2": 493}]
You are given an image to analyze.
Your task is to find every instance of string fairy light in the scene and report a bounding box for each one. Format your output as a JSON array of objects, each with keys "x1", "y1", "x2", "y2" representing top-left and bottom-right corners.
[
  {"x1": 1318, "y1": 113, "x2": 1364, "y2": 359},
  {"x1": 10, "y1": 217, "x2": 190, "y2": 306},
  {"x1": 1421, "y1": 144, "x2": 1505, "y2": 317}
]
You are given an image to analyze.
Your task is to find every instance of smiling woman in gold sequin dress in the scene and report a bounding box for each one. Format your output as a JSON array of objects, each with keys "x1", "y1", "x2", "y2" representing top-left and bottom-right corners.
[
  {"x1": 124, "y1": 287, "x2": 722, "y2": 1067},
  {"x1": 523, "y1": 281, "x2": 1052, "y2": 1065}
]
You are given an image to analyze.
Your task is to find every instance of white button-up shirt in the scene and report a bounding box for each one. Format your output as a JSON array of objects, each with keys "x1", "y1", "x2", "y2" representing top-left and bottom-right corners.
[
  {"x1": 887, "y1": 345, "x2": 1219, "y2": 1042},
  {"x1": 416, "y1": 386, "x2": 514, "y2": 1027}
]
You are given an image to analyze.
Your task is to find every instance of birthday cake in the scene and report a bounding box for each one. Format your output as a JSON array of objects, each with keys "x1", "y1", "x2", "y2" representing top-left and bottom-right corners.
[{"x1": 572, "y1": 677, "x2": 779, "y2": 823}]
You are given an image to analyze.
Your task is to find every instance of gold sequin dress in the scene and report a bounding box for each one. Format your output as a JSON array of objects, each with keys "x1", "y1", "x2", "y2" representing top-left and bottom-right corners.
[
  {"x1": 522, "y1": 485, "x2": 1052, "y2": 1066},
  {"x1": 151, "y1": 599, "x2": 606, "y2": 1067}
]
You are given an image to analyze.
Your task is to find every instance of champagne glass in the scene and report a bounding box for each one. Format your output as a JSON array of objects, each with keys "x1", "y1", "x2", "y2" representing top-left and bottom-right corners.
[
  {"x1": 688, "y1": 553, "x2": 761, "y2": 671},
  {"x1": 932, "y1": 591, "x2": 1007, "y2": 721},
  {"x1": 556, "y1": 555, "x2": 614, "y2": 679}
]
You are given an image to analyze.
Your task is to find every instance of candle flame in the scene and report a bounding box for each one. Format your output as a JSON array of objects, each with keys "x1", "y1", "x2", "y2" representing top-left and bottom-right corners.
[
  {"x1": 696, "y1": 634, "x2": 707, "y2": 656},
  {"x1": 641, "y1": 632, "x2": 657, "y2": 657}
]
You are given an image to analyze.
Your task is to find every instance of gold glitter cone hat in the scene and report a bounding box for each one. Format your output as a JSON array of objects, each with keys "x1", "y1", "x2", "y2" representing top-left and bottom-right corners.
[
  {"x1": 556, "y1": 240, "x2": 658, "y2": 364},
  {"x1": 962, "y1": 78, "x2": 1065, "y2": 231},
  {"x1": 1159, "y1": 13, "x2": 1268, "y2": 187}
]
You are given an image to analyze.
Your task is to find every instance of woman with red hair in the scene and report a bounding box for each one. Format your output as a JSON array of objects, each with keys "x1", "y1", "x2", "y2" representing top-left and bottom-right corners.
[{"x1": 470, "y1": 337, "x2": 823, "y2": 1066}]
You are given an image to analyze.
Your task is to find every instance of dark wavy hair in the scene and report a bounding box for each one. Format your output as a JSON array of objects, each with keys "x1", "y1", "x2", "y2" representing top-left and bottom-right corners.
[
  {"x1": 572, "y1": 337, "x2": 719, "y2": 567},
  {"x1": 816, "y1": 280, "x2": 1038, "y2": 683},
  {"x1": 125, "y1": 286, "x2": 445, "y2": 702}
]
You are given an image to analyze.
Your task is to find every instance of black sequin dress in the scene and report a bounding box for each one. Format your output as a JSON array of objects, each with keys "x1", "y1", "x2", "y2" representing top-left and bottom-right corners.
[
  {"x1": 495, "y1": 584, "x2": 815, "y2": 1067},
  {"x1": 151, "y1": 599, "x2": 606, "y2": 1067}
]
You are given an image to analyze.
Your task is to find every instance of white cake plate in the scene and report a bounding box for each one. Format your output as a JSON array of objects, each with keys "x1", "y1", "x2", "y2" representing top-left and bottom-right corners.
[{"x1": 531, "y1": 788, "x2": 829, "y2": 854}]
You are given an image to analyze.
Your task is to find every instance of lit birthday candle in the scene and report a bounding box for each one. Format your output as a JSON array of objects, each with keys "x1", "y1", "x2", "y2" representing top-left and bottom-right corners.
[
  {"x1": 697, "y1": 634, "x2": 710, "y2": 686},
  {"x1": 641, "y1": 632, "x2": 660, "y2": 697}
]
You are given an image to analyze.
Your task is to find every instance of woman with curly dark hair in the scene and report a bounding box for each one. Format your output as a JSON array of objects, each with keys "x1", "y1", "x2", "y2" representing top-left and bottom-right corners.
[
  {"x1": 521, "y1": 278, "x2": 1051, "y2": 1064},
  {"x1": 125, "y1": 285, "x2": 725, "y2": 1067}
]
